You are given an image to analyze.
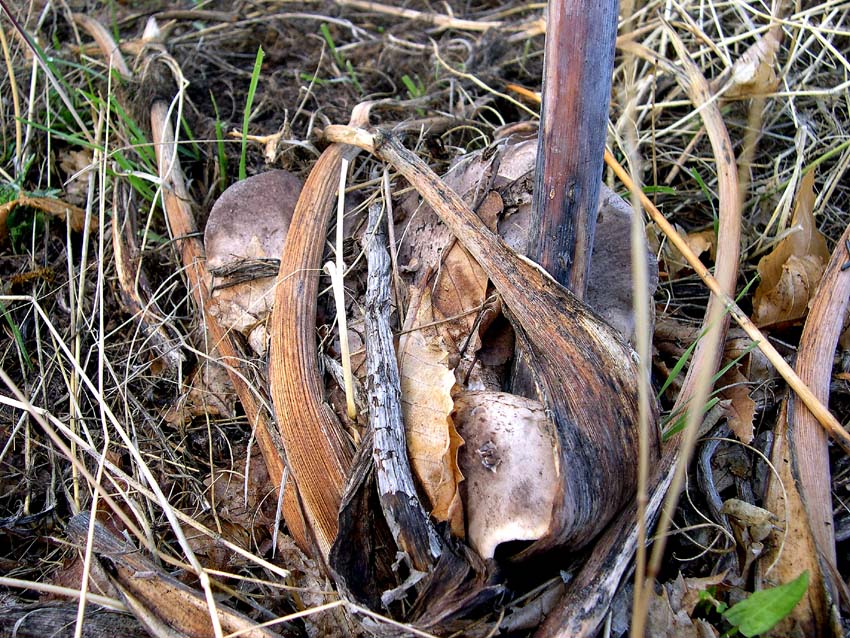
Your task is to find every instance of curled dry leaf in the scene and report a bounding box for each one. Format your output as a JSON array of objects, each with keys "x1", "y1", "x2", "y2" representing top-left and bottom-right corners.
[
  {"x1": 397, "y1": 154, "x2": 503, "y2": 536},
  {"x1": 718, "y1": 367, "x2": 756, "y2": 443},
  {"x1": 753, "y1": 172, "x2": 830, "y2": 327},
  {"x1": 204, "y1": 170, "x2": 302, "y2": 353},
  {"x1": 650, "y1": 224, "x2": 715, "y2": 281},
  {"x1": 399, "y1": 285, "x2": 465, "y2": 535},
  {"x1": 163, "y1": 359, "x2": 236, "y2": 426},
  {"x1": 724, "y1": 26, "x2": 782, "y2": 99},
  {"x1": 760, "y1": 403, "x2": 839, "y2": 637},
  {"x1": 58, "y1": 148, "x2": 94, "y2": 206},
  {"x1": 277, "y1": 533, "x2": 365, "y2": 638},
  {"x1": 488, "y1": 137, "x2": 658, "y2": 342},
  {"x1": 0, "y1": 195, "x2": 94, "y2": 243},
  {"x1": 204, "y1": 444, "x2": 277, "y2": 530},
  {"x1": 182, "y1": 513, "x2": 252, "y2": 574},
  {"x1": 645, "y1": 574, "x2": 722, "y2": 638}
]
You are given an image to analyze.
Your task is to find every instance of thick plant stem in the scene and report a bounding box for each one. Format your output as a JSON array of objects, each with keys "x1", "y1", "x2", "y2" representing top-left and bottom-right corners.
[{"x1": 529, "y1": 0, "x2": 620, "y2": 296}]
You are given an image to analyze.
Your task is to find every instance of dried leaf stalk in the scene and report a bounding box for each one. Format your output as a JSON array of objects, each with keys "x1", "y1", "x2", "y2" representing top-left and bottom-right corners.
[
  {"x1": 72, "y1": 14, "x2": 308, "y2": 550},
  {"x1": 269, "y1": 103, "x2": 375, "y2": 562},
  {"x1": 529, "y1": 0, "x2": 618, "y2": 295},
  {"x1": 149, "y1": 101, "x2": 307, "y2": 549},
  {"x1": 789, "y1": 221, "x2": 850, "y2": 562},
  {"x1": 65, "y1": 513, "x2": 285, "y2": 638}
]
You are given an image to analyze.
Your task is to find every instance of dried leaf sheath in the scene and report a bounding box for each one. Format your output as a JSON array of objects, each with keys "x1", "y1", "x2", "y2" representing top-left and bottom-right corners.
[
  {"x1": 325, "y1": 126, "x2": 658, "y2": 551},
  {"x1": 269, "y1": 143, "x2": 356, "y2": 562}
]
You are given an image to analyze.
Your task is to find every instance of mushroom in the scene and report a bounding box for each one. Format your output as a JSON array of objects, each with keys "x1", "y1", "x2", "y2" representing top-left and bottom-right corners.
[{"x1": 204, "y1": 170, "x2": 302, "y2": 354}]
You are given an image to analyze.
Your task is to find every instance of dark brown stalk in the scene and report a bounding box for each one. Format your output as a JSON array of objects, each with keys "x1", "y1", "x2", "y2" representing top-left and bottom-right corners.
[
  {"x1": 536, "y1": 26, "x2": 744, "y2": 636},
  {"x1": 324, "y1": 124, "x2": 657, "y2": 553},
  {"x1": 529, "y1": 0, "x2": 619, "y2": 296},
  {"x1": 364, "y1": 202, "x2": 443, "y2": 571}
]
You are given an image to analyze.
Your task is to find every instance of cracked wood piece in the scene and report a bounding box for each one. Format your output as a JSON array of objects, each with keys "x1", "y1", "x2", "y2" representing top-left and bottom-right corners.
[{"x1": 364, "y1": 202, "x2": 442, "y2": 572}]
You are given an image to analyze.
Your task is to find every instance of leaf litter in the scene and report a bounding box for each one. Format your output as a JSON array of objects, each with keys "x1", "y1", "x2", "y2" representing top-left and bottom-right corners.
[{"x1": 1, "y1": 1, "x2": 849, "y2": 637}]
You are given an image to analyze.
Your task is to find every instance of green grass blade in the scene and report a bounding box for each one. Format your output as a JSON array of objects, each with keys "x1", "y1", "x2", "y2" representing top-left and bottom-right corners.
[
  {"x1": 210, "y1": 92, "x2": 228, "y2": 192},
  {"x1": 320, "y1": 23, "x2": 342, "y2": 67},
  {"x1": 239, "y1": 46, "x2": 264, "y2": 182},
  {"x1": 0, "y1": 299, "x2": 33, "y2": 372}
]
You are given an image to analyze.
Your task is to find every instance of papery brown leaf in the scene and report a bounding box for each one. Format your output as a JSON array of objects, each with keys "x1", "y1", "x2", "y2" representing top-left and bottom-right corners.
[
  {"x1": 58, "y1": 148, "x2": 93, "y2": 206},
  {"x1": 686, "y1": 229, "x2": 716, "y2": 260},
  {"x1": 204, "y1": 445, "x2": 277, "y2": 530},
  {"x1": 182, "y1": 513, "x2": 251, "y2": 573},
  {"x1": 674, "y1": 572, "x2": 728, "y2": 617},
  {"x1": 0, "y1": 195, "x2": 94, "y2": 242},
  {"x1": 163, "y1": 360, "x2": 236, "y2": 426},
  {"x1": 656, "y1": 224, "x2": 715, "y2": 280},
  {"x1": 646, "y1": 582, "x2": 719, "y2": 638},
  {"x1": 279, "y1": 533, "x2": 364, "y2": 638},
  {"x1": 399, "y1": 286, "x2": 464, "y2": 535},
  {"x1": 47, "y1": 553, "x2": 120, "y2": 602},
  {"x1": 718, "y1": 368, "x2": 756, "y2": 443},
  {"x1": 753, "y1": 172, "x2": 830, "y2": 326},
  {"x1": 394, "y1": 180, "x2": 505, "y2": 538},
  {"x1": 725, "y1": 26, "x2": 782, "y2": 98}
]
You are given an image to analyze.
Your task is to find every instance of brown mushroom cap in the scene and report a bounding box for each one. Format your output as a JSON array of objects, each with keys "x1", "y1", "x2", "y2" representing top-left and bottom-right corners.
[
  {"x1": 204, "y1": 171, "x2": 303, "y2": 352},
  {"x1": 205, "y1": 170, "x2": 302, "y2": 270}
]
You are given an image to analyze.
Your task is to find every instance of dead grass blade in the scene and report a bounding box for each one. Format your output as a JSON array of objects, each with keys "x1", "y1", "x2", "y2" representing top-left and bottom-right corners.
[{"x1": 333, "y1": 0, "x2": 503, "y2": 32}]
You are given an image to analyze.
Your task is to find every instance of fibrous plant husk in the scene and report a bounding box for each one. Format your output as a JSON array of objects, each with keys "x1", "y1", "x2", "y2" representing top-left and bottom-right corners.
[{"x1": 325, "y1": 124, "x2": 661, "y2": 557}]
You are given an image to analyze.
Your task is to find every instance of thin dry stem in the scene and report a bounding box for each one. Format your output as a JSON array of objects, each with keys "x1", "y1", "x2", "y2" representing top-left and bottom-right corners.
[{"x1": 604, "y1": 150, "x2": 850, "y2": 455}]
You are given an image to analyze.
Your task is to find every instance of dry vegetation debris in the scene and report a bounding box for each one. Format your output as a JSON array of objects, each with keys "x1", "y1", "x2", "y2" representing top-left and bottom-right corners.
[{"x1": 0, "y1": 1, "x2": 849, "y2": 637}]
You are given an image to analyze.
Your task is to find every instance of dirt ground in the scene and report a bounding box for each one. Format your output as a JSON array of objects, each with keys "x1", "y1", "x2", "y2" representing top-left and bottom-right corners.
[{"x1": 1, "y1": 1, "x2": 849, "y2": 636}]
